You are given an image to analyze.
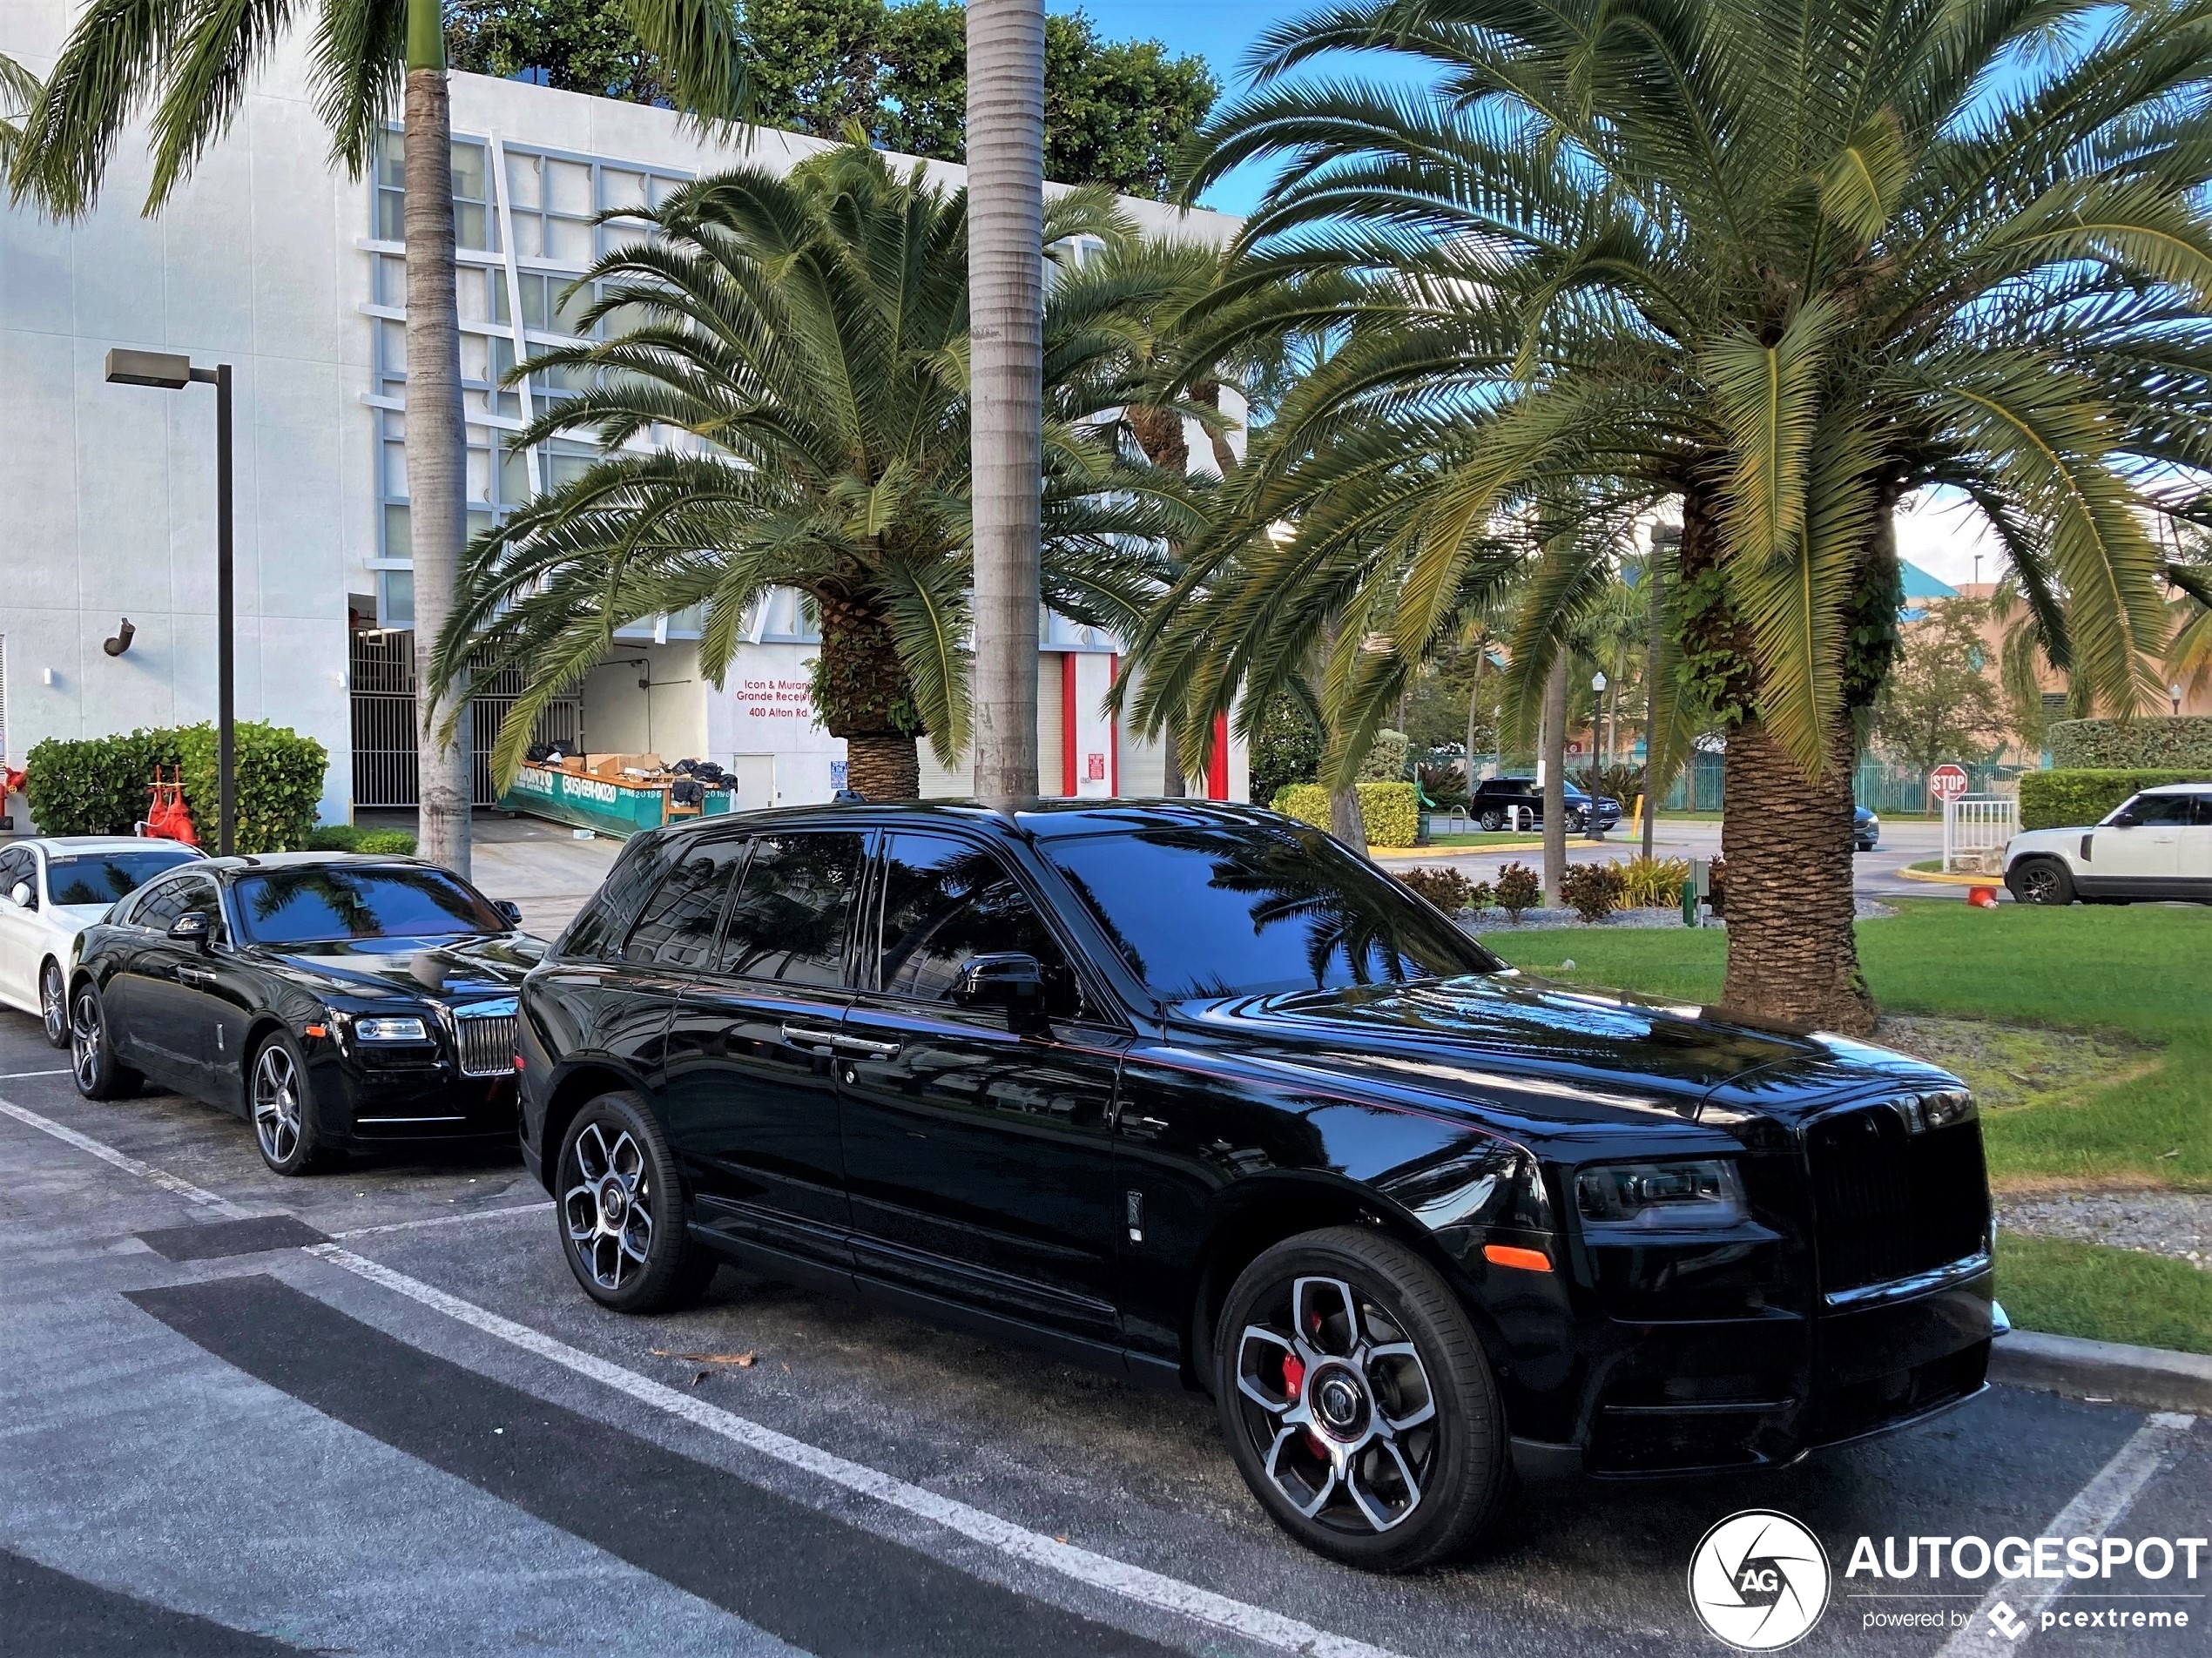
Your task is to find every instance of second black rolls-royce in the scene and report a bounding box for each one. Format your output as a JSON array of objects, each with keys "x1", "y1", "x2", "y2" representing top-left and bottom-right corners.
[
  {"x1": 69, "y1": 853, "x2": 543, "y2": 1173},
  {"x1": 516, "y1": 800, "x2": 1993, "y2": 1572}
]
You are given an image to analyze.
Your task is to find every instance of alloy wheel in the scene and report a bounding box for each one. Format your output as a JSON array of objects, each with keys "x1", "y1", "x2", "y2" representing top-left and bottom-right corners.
[
  {"x1": 564, "y1": 1122, "x2": 654, "y2": 1292},
  {"x1": 2018, "y1": 864, "x2": 2062, "y2": 904},
  {"x1": 253, "y1": 1044, "x2": 303, "y2": 1166},
  {"x1": 41, "y1": 963, "x2": 66, "y2": 1044},
  {"x1": 1232, "y1": 1275, "x2": 1440, "y2": 1534},
  {"x1": 70, "y1": 991, "x2": 103, "y2": 1092}
]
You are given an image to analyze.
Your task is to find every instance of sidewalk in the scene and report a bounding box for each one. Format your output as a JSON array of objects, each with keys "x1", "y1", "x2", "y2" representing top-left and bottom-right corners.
[{"x1": 362, "y1": 809, "x2": 619, "y2": 940}]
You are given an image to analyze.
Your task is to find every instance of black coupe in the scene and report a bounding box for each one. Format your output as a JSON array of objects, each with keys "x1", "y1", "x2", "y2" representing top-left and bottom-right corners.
[
  {"x1": 517, "y1": 801, "x2": 1993, "y2": 1572},
  {"x1": 68, "y1": 853, "x2": 543, "y2": 1173}
]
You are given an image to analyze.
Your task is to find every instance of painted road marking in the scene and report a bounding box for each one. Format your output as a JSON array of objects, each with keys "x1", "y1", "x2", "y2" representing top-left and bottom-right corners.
[
  {"x1": 3, "y1": 1089, "x2": 1409, "y2": 1658},
  {"x1": 1934, "y1": 1411, "x2": 2198, "y2": 1655},
  {"x1": 0, "y1": 1069, "x2": 73, "y2": 1080},
  {"x1": 330, "y1": 1202, "x2": 554, "y2": 1239}
]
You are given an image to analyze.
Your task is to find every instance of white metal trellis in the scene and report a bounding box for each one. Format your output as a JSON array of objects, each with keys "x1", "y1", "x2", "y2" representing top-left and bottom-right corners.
[{"x1": 1943, "y1": 794, "x2": 2016, "y2": 874}]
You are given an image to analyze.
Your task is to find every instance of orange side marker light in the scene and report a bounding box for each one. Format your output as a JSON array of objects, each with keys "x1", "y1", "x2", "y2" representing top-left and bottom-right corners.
[
  {"x1": 1483, "y1": 1244, "x2": 1552, "y2": 1272},
  {"x1": 302, "y1": 1023, "x2": 327, "y2": 1039}
]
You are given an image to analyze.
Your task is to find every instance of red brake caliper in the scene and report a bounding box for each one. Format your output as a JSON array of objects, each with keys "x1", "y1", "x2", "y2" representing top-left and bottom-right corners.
[{"x1": 1280, "y1": 1351, "x2": 1330, "y2": 1459}]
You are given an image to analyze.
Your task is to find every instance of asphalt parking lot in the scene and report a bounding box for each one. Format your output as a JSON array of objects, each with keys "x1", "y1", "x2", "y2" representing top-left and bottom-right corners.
[{"x1": 3, "y1": 1001, "x2": 2205, "y2": 1657}]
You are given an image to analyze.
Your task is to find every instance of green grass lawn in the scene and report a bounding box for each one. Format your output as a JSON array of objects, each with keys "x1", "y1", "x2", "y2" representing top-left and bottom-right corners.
[
  {"x1": 1423, "y1": 832, "x2": 1549, "y2": 847},
  {"x1": 1479, "y1": 900, "x2": 2212, "y2": 1349}
]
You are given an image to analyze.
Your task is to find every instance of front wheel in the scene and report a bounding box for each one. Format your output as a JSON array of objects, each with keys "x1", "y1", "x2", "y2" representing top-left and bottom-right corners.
[
  {"x1": 2006, "y1": 858, "x2": 2074, "y2": 907},
  {"x1": 1565, "y1": 808, "x2": 1586, "y2": 835},
  {"x1": 557, "y1": 1091, "x2": 718, "y2": 1313},
  {"x1": 1216, "y1": 1226, "x2": 1508, "y2": 1572},
  {"x1": 70, "y1": 983, "x2": 141, "y2": 1100},
  {"x1": 1478, "y1": 810, "x2": 1505, "y2": 832},
  {"x1": 40, "y1": 960, "x2": 69, "y2": 1048},
  {"x1": 252, "y1": 1034, "x2": 335, "y2": 1175}
]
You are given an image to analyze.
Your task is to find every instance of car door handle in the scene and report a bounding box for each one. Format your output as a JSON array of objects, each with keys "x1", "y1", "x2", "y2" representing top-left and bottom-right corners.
[
  {"x1": 778, "y1": 1024, "x2": 840, "y2": 1054},
  {"x1": 1122, "y1": 1114, "x2": 1170, "y2": 1137},
  {"x1": 832, "y1": 1034, "x2": 902, "y2": 1062},
  {"x1": 179, "y1": 966, "x2": 215, "y2": 987}
]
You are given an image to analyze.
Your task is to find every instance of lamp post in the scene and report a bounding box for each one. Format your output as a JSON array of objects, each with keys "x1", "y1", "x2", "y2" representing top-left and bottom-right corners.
[
  {"x1": 2175, "y1": 683, "x2": 2187, "y2": 718},
  {"x1": 1591, "y1": 671, "x2": 1608, "y2": 765},
  {"x1": 105, "y1": 348, "x2": 234, "y2": 857}
]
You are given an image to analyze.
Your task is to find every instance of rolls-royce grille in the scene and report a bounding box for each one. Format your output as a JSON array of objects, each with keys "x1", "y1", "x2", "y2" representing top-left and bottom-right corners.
[
  {"x1": 454, "y1": 1012, "x2": 517, "y2": 1078},
  {"x1": 1808, "y1": 1106, "x2": 1989, "y2": 1294}
]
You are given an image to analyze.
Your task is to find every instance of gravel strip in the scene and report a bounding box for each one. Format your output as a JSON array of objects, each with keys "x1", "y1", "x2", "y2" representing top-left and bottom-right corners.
[
  {"x1": 1997, "y1": 1191, "x2": 2212, "y2": 1273},
  {"x1": 1467, "y1": 899, "x2": 1898, "y2": 934}
]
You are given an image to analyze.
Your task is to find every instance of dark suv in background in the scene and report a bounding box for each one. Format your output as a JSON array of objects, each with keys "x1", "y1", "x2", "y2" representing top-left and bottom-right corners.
[
  {"x1": 516, "y1": 799, "x2": 1993, "y2": 1573},
  {"x1": 1469, "y1": 776, "x2": 1622, "y2": 834}
]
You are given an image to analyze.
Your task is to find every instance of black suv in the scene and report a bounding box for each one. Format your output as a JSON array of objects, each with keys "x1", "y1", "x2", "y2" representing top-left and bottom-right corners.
[
  {"x1": 517, "y1": 800, "x2": 1992, "y2": 1571},
  {"x1": 1468, "y1": 776, "x2": 1622, "y2": 834}
]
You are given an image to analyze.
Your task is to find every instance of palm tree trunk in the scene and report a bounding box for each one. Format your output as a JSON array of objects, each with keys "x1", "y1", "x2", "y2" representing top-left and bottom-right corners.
[
  {"x1": 1719, "y1": 714, "x2": 1874, "y2": 1034},
  {"x1": 1541, "y1": 650, "x2": 1568, "y2": 907},
  {"x1": 1463, "y1": 637, "x2": 1485, "y2": 797},
  {"x1": 404, "y1": 0, "x2": 470, "y2": 878},
  {"x1": 1330, "y1": 783, "x2": 1366, "y2": 852},
  {"x1": 846, "y1": 735, "x2": 921, "y2": 802},
  {"x1": 966, "y1": 0, "x2": 1046, "y2": 805},
  {"x1": 1641, "y1": 547, "x2": 1664, "y2": 860}
]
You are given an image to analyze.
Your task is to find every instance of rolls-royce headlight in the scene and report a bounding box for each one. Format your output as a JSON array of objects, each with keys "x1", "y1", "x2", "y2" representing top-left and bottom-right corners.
[
  {"x1": 1913, "y1": 1090, "x2": 1976, "y2": 1131},
  {"x1": 1576, "y1": 1158, "x2": 1748, "y2": 1230},
  {"x1": 352, "y1": 1015, "x2": 428, "y2": 1042}
]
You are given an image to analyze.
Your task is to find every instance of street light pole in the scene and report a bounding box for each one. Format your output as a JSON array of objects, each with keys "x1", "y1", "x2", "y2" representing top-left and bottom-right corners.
[{"x1": 104, "y1": 347, "x2": 235, "y2": 856}]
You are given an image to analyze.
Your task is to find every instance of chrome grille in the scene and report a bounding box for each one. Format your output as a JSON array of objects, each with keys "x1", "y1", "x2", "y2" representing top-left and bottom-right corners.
[{"x1": 453, "y1": 1005, "x2": 518, "y2": 1078}]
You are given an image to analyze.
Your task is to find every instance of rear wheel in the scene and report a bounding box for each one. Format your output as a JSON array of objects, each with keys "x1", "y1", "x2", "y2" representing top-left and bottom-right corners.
[
  {"x1": 1216, "y1": 1227, "x2": 1508, "y2": 1572},
  {"x1": 557, "y1": 1090, "x2": 718, "y2": 1313},
  {"x1": 40, "y1": 960, "x2": 69, "y2": 1048},
  {"x1": 2006, "y1": 858, "x2": 2074, "y2": 907},
  {"x1": 70, "y1": 983, "x2": 141, "y2": 1101},
  {"x1": 1478, "y1": 809, "x2": 1505, "y2": 832}
]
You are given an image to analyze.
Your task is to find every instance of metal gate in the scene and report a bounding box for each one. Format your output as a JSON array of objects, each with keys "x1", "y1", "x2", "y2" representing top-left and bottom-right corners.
[{"x1": 350, "y1": 632, "x2": 580, "y2": 809}]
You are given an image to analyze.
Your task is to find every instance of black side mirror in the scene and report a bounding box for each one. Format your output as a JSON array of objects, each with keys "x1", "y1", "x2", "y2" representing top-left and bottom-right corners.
[
  {"x1": 496, "y1": 900, "x2": 523, "y2": 926},
  {"x1": 953, "y1": 953, "x2": 1047, "y2": 1032},
  {"x1": 167, "y1": 912, "x2": 214, "y2": 949},
  {"x1": 2112, "y1": 811, "x2": 2140, "y2": 828}
]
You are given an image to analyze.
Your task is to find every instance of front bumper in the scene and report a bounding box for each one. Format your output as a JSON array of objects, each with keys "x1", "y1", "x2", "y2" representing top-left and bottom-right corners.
[{"x1": 306, "y1": 1047, "x2": 521, "y2": 1149}]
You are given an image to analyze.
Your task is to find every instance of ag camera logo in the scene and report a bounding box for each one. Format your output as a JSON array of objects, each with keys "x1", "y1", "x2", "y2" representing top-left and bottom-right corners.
[{"x1": 1689, "y1": 1509, "x2": 1832, "y2": 1649}]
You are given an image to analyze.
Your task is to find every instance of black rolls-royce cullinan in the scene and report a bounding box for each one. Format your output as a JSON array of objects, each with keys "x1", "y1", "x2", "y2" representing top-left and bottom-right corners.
[
  {"x1": 69, "y1": 853, "x2": 543, "y2": 1173},
  {"x1": 516, "y1": 801, "x2": 1993, "y2": 1571}
]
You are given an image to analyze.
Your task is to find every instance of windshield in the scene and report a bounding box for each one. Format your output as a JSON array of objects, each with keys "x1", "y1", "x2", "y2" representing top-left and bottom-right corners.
[
  {"x1": 1042, "y1": 822, "x2": 1501, "y2": 1000},
  {"x1": 47, "y1": 848, "x2": 199, "y2": 907},
  {"x1": 233, "y1": 866, "x2": 508, "y2": 945}
]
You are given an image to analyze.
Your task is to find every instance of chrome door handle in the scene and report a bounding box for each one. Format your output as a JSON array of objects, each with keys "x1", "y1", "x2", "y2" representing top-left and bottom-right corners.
[
  {"x1": 1123, "y1": 1115, "x2": 1170, "y2": 1137},
  {"x1": 778, "y1": 1024, "x2": 839, "y2": 1053},
  {"x1": 179, "y1": 967, "x2": 215, "y2": 987},
  {"x1": 833, "y1": 1035, "x2": 902, "y2": 1061}
]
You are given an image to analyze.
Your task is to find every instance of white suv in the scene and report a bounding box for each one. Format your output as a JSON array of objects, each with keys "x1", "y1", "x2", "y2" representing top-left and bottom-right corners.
[{"x1": 2003, "y1": 782, "x2": 2212, "y2": 906}]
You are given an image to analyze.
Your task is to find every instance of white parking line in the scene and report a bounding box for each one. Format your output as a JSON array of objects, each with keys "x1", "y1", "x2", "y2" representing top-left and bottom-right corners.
[
  {"x1": 0, "y1": 1095, "x2": 251, "y2": 1219},
  {"x1": 1933, "y1": 1411, "x2": 2198, "y2": 1655},
  {"x1": 306, "y1": 1241, "x2": 1409, "y2": 1658},
  {"x1": 0, "y1": 1068, "x2": 72, "y2": 1080},
  {"x1": 331, "y1": 1202, "x2": 553, "y2": 1239},
  {"x1": 0, "y1": 1090, "x2": 1412, "y2": 1658}
]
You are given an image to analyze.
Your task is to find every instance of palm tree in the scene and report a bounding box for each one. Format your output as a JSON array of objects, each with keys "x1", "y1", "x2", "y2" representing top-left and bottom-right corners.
[
  {"x1": 0, "y1": 54, "x2": 37, "y2": 165},
  {"x1": 431, "y1": 145, "x2": 1201, "y2": 799},
  {"x1": 967, "y1": 0, "x2": 1049, "y2": 803},
  {"x1": 8, "y1": 0, "x2": 745, "y2": 878},
  {"x1": 1164, "y1": 0, "x2": 2212, "y2": 1032}
]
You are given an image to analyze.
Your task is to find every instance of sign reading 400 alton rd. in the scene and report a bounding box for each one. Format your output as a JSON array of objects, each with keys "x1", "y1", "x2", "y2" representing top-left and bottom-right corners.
[{"x1": 735, "y1": 677, "x2": 821, "y2": 724}]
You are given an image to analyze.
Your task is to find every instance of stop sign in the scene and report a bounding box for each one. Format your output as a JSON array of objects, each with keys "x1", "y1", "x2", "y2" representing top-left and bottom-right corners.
[{"x1": 1930, "y1": 763, "x2": 1970, "y2": 803}]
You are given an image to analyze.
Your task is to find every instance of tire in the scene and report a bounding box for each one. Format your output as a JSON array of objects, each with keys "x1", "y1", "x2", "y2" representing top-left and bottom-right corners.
[
  {"x1": 1215, "y1": 1226, "x2": 1508, "y2": 1572},
  {"x1": 1565, "y1": 809, "x2": 1586, "y2": 835},
  {"x1": 2006, "y1": 858, "x2": 2074, "y2": 907},
  {"x1": 1478, "y1": 810, "x2": 1505, "y2": 832},
  {"x1": 69, "y1": 981, "x2": 142, "y2": 1101},
  {"x1": 40, "y1": 959, "x2": 70, "y2": 1048},
  {"x1": 250, "y1": 1033, "x2": 336, "y2": 1175},
  {"x1": 556, "y1": 1090, "x2": 718, "y2": 1313}
]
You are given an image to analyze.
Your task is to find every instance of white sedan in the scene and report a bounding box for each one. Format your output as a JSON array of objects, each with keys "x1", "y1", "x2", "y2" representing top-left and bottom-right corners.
[
  {"x1": 2003, "y1": 782, "x2": 2212, "y2": 906},
  {"x1": 0, "y1": 837, "x2": 206, "y2": 1045}
]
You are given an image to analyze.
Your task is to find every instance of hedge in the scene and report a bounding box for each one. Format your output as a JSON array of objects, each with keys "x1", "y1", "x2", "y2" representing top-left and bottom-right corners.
[
  {"x1": 23, "y1": 722, "x2": 329, "y2": 853},
  {"x1": 2019, "y1": 768, "x2": 2209, "y2": 831},
  {"x1": 2047, "y1": 717, "x2": 2212, "y2": 770},
  {"x1": 1271, "y1": 780, "x2": 1421, "y2": 847},
  {"x1": 307, "y1": 824, "x2": 419, "y2": 855}
]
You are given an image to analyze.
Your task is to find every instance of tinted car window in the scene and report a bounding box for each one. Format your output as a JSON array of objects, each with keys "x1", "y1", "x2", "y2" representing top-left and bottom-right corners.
[
  {"x1": 0, "y1": 847, "x2": 29, "y2": 893},
  {"x1": 717, "y1": 832, "x2": 866, "y2": 987},
  {"x1": 2120, "y1": 794, "x2": 2195, "y2": 826},
  {"x1": 624, "y1": 839, "x2": 746, "y2": 971},
  {"x1": 875, "y1": 833, "x2": 1082, "y2": 1019},
  {"x1": 232, "y1": 866, "x2": 507, "y2": 944},
  {"x1": 2195, "y1": 795, "x2": 2212, "y2": 828},
  {"x1": 129, "y1": 877, "x2": 196, "y2": 930},
  {"x1": 45, "y1": 847, "x2": 199, "y2": 907},
  {"x1": 1044, "y1": 822, "x2": 1500, "y2": 999},
  {"x1": 563, "y1": 835, "x2": 674, "y2": 960}
]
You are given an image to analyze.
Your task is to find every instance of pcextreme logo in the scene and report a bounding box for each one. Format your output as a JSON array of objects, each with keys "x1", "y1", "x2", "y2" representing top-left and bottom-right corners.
[{"x1": 1689, "y1": 1509, "x2": 1833, "y2": 1650}]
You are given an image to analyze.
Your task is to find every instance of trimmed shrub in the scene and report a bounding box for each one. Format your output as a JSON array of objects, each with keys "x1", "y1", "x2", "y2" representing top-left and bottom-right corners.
[
  {"x1": 1359, "y1": 729, "x2": 1411, "y2": 783},
  {"x1": 308, "y1": 824, "x2": 419, "y2": 855},
  {"x1": 22, "y1": 728, "x2": 183, "y2": 835},
  {"x1": 1359, "y1": 781, "x2": 1420, "y2": 847},
  {"x1": 2047, "y1": 717, "x2": 2212, "y2": 770},
  {"x1": 1560, "y1": 860, "x2": 1623, "y2": 922},
  {"x1": 1465, "y1": 880, "x2": 1494, "y2": 911},
  {"x1": 1399, "y1": 866, "x2": 1473, "y2": 913},
  {"x1": 2020, "y1": 768, "x2": 2208, "y2": 831},
  {"x1": 23, "y1": 721, "x2": 327, "y2": 850},
  {"x1": 1494, "y1": 861, "x2": 1541, "y2": 921},
  {"x1": 1269, "y1": 780, "x2": 1420, "y2": 847}
]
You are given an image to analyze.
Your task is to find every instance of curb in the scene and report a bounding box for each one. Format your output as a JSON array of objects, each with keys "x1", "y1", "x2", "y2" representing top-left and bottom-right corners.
[
  {"x1": 1895, "y1": 864, "x2": 2003, "y2": 886},
  {"x1": 1373, "y1": 840, "x2": 1551, "y2": 861},
  {"x1": 1992, "y1": 1329, "x2": 2212, "y2": 1413}
]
